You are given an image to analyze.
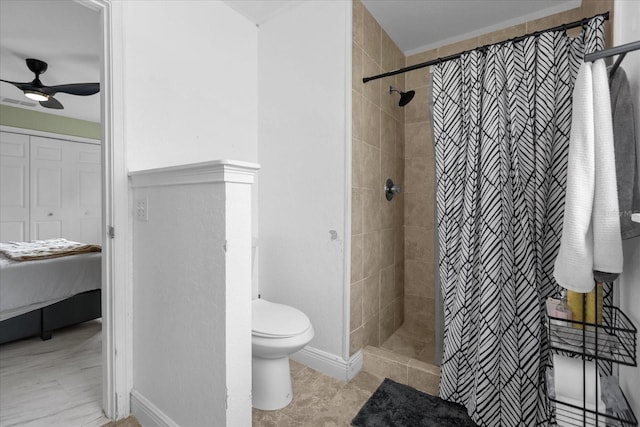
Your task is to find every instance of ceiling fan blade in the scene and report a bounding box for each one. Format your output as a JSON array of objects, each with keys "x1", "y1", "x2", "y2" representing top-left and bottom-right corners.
[
  {"x1": 46, "y1": 83, "x2": 100, "y2": 96},
  {"x1": 0, "y1": 78, "x2": 35, "y2": 92},
  {"x1": 39, "y1": 96, "x2": 64, "y2": 109}
]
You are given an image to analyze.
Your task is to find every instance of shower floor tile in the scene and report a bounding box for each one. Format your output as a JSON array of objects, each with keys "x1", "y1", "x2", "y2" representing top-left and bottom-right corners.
[{"x1": 380, "y1": 325, "x2": 435, "y2": 364}]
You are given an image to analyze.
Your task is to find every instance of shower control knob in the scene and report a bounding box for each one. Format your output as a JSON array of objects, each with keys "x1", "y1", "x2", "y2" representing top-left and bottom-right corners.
[{"x1": 384, "y1": 178, "x2": 401, "y2": 201}]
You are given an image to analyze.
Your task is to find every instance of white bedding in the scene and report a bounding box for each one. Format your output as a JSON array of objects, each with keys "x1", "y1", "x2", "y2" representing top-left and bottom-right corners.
[{"x1": 0, "y1": 252, "x2": 101, "y2": 322}]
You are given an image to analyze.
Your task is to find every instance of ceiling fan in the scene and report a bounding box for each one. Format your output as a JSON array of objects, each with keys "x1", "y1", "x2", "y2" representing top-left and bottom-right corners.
[{"x1": 0, "y1": 58, "x2": 99, "y2": 109}]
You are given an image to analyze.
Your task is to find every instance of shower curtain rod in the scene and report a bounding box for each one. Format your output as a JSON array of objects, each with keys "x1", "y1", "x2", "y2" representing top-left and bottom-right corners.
[
  {"x1": 584, "y1": 39, "x2": 640, "y2": 76},
  {"x1": 362, "y1": 11, "x2": 610, "y2": 83}
]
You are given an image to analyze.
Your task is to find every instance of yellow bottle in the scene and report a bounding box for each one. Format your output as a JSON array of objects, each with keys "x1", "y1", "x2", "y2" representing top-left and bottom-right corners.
[{"x1": 566, "y1": 282, "x2": 602, "y2": 329}]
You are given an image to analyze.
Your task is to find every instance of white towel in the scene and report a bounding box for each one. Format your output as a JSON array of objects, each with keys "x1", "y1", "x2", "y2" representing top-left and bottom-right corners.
[
  {"x1": 554, "y1": 63, "x2": 596, "y2": 292},
  {"x1": 554, "y1": 60, "x2": 623, "y2": 293},
  {"x1": 592, "y1": 60, "x2": 623, "y2": 273}
]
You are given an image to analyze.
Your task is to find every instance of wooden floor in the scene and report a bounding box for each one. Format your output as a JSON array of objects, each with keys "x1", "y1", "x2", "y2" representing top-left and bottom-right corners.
[{"x1": 0, "y1": 320, "x2": 110, "y2": 427}]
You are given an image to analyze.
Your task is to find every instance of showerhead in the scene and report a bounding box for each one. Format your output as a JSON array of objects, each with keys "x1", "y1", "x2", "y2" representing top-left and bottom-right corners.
[{"x1": 389, "y1": 86, "x2": 415, "y2": 107}]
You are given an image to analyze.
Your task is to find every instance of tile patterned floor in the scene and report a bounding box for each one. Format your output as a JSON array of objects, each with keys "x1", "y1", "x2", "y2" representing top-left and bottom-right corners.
[
  {"x1": 252, "y1": 360, "x2": 385, "y2": 427},
  {"x1": 0, "y1": 320, "x2": 110, "y2": 427},
  {"x1": 1, "y1": 321, "x2": 434, "y2": 427}
]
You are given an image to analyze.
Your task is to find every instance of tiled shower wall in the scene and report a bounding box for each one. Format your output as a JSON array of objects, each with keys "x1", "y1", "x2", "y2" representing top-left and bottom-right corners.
[
  {"x1": 350, "y1": 0, "x2": 613, "y2": 357},
  {"x1": 350, "y1": 0, "x2": 406, "y2": 356}
]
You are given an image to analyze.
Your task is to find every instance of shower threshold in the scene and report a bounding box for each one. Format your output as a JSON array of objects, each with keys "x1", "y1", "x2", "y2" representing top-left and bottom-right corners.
[{"x1": 362, "y1": 326, "x2": 440, "y2": 396}]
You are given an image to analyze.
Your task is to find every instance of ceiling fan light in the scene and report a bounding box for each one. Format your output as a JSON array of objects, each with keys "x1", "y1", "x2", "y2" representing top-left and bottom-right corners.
[{"x1": 24, "y1": 91, "x2": 48, "y2": 102}]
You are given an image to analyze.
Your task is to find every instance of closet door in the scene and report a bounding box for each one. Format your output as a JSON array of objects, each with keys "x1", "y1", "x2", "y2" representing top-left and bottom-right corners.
[
  {"x1": 30, "y1": 136, "x2": 102, "y2": 244},
  {"x1": 0, "y1": 132, "x2": 30, "y2": 242},
  {"x1": 30, "y1": 136, "x2": 68, "y2": 240}
]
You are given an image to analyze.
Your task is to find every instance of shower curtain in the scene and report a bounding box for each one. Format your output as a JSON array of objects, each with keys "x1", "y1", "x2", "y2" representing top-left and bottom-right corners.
[{"x1": 431, "y1": 17, "x2": 605, "y2": 426}]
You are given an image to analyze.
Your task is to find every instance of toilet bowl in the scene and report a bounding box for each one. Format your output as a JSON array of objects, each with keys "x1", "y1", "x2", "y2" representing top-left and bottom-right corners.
[{"x1": 252, "y1": 298, "x2": 314, "y2": 410}]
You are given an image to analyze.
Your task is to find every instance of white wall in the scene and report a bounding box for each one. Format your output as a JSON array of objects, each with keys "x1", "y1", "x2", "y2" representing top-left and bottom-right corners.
[
  {"x1": 121, "y1": 1, "x2": 258, "y2": 172},
  {"x1": 614, "y1": 0, "x2": 640, "y2": 417},
  {"x1": 130, "y1": 162, "x2": 256, "y2": 427},
  {"x1": 258, "y1": 1, "x2": 351, "y2": 361},
  {"x1": 113, "y1": 1, "x2": 259, "y2": 424}
]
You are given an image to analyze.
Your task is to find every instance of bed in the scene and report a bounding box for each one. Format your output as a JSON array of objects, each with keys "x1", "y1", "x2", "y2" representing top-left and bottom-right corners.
[{"x1": 0, "y1": 239, "x2": 102, "y2": 345}]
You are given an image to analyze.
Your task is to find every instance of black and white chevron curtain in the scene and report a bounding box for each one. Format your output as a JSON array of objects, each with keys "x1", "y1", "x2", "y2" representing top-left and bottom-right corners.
[{"x1": 431, "y1": 17, "x2": 605, "y2": 426}]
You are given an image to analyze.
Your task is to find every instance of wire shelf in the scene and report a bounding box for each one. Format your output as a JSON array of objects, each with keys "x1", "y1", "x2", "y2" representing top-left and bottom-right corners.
[
  {"x1": 547, "y1": 305, "x2": 637, "y2": 366},
  {"x1": 546, "y1": 366, "x2": 638, "y2": 427}
]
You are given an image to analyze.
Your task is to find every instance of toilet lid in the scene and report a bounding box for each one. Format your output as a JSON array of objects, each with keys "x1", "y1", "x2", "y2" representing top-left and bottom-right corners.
[{"x1": 252, "y1": 299, "x2": 311, "y2": 338}]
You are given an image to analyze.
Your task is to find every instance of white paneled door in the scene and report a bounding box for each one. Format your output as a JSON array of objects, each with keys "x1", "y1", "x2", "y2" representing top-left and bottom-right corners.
[
  {"x1": 30, "y1": 136, "x2": 65, "y2": 240},
  {"x1": 0, "y1": 132, "x2": 30, "y2": 242},
  {"x1": 0, "y1": 131, "x2": 101, "y2": 244},
  {"x1": 30, "y1": 136, "x2": 102, "y2": 244}
]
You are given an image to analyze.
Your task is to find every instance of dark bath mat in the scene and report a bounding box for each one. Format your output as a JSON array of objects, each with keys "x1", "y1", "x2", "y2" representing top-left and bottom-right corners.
[{"x1": 351, "y1": 378, "x2": 478, "y2": 427}]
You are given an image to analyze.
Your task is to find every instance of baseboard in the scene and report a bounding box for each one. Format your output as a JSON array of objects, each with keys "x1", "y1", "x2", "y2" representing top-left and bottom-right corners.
[
  {"x1": 130, "y1": 389, "x2": 179, "y2": 427},
  {"x1": 290, "y1": 346, "x2": 363, "y2": 382}
]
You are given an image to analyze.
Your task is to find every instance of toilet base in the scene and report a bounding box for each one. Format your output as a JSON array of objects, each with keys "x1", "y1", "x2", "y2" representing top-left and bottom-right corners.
[{"x1": 252, "y1": 355, "x2": 293, "y2": 410}]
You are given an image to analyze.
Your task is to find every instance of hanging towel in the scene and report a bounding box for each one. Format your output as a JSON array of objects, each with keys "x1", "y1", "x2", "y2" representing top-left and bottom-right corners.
[
  {"x1": 592, "y1": 60, "x2": 623, "y2": 277},
  {"x1": 554, "y1": 62, "x2": 596, "y2": 292},
  {"x1": 554, "y1": 60, "x2": 623, "y2": 293},
  {"x1": 609, "y1": 67, "x2": 640, "y2": 240}
]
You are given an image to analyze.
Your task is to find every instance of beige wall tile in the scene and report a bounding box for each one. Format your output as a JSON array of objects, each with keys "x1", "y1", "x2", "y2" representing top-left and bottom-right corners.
[
  {"x1": 380, "y1": 193, "x2": 395, "y2": 230},
  {"x1": 362, "y1": 188, "x2": 381, "y2": 232},
  {"x1": 394, "y1": 295, "x2": 404, "y2": 329},
  {"x1": 405, "y1": 156, "x2": 430, "y2": 195},
  {"x1": 405, "y1": 120, "x2": 431, "y2": 158},
  {"x1": 362, "y1": 52, "x2": 382, "y2": 106},
  {"x1": 362, "y1": 143, "x2": 381, "y2": 190},
  {"x1": 395, "y1": 261, "x2": 404, "y2": 297},
  {"x1": 477, "y1": 23, "x2": 527, "y2": 46},
  {"x1": 351, "y1": 234, "x2": 364, "y2": 283},
  {"x1": 362, "y1": 273, "x2": 379, "y2": 322},
  {"x1": 364, "y1": 314, "x2": 380, "y2": 347},
  {"x1": 382, "y1": 149, "x2": 401, "y2": 181},
  {"x1": 352, "y1": 188, "x2": 364, "y2": 236},
  {"x1": 352, "y1": 0, "x2": 364, "y2": 48},
  {"x1": 395, "y1": 119, "x2": 405, "y2": 160},
  {"x1": 352, "y1": 91, "x2": 364, "y2": 142},
  {"x1": 381, "y1": 30, "x2": 403, "y2": 72},
  {"x1": 363, "y1": 99, "x2": 381, "y2": 148},
  {"x1": 526, "y1": 8, "x2": 582, "y2": 33},
  {"x1": 379, "y1": 265, "x2": 396, "y2": 308},
  {"x1": 350, "y1": 326, "x2": 365, "y2": 356},
  {"x1": 405, "y1": 260, "x2": 434, "y2": 298},
  {"x1": 380, "y1": 228, "x2": 395, "y2": 269},
  {"x1": 379, "y1": 78, "x2": 393, "y2": 116},
  {"x1": 404, "y1": 193, "x2": 430, "y2": 228},
  {"x1": 363, "y1": 230, "x2": 381, "y2": 279},
  {"x1": 405, "y1": 68, "x2": 431, "y2": 92},
  {"x1": 404, "y1": 86, "x2": 429, "y2": 124},
  {"x1": 381, "y1": 111, "x2": 396, "y2": 156},
  {"x1": 351, "y1": 281, "x2": 363, "y2": 332},
  {"x1": 406, "y1": 48, "x2": 438, "y2": 67},
  {"x1": 379, "y1": 303, "x2": 395, "y2": 344},
  {"x1": 404, "y1": 296, "x2": 435, "y2": 335},
  {"x1": 362, "y1": 5, "x2": 381, "y2": 65},
  {"x1": 352, "y1": 43, "x2": 364, "y2": 95},
  {"x1": 352, "y1": 137, "x2": 365, "y2": 189},
  {"x1": 437, "y1": 37, "x2": 480, "y2": 58},
  {"x1": 405, "y1": 226, "x2": 433, "y2": 262}
]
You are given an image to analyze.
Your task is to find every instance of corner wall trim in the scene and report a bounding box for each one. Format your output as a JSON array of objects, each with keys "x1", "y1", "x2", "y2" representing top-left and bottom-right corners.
[
  {"x1": 291, "y1": 346, "x2": 362, "y2": 382},
  {"x1": 129, "y1": 159, "x2": 260, "y2": 188},
  {"x1": 130, "y1": 390, "x2": 179, "y2": 427}
]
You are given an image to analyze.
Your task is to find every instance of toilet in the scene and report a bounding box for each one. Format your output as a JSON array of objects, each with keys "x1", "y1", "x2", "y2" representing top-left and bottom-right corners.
[{"x1": 251, "y1": 298, "x2": 314, "y2": 410}]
